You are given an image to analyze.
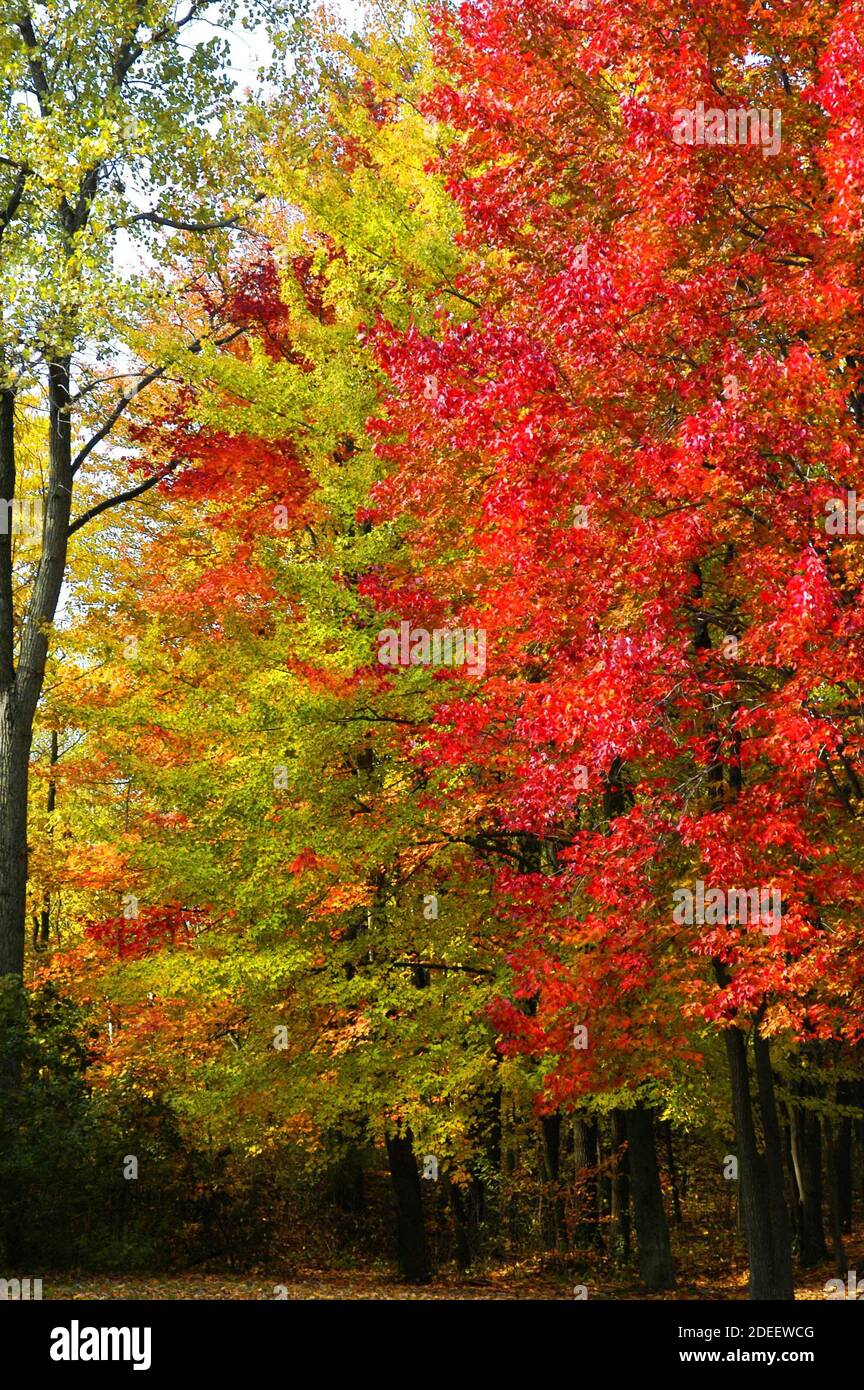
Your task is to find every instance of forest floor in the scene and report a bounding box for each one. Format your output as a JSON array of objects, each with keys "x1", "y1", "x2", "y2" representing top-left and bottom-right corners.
[{"x1": 41, "y1": 1243, "x2": 864, "y2": 1300}]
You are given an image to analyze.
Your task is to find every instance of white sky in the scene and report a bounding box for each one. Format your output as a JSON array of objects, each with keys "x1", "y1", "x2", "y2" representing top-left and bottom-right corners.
[
  {"x1": 58, "y1": 1, "x2": 373, "y2": 634},
  {"x1": 114, "y1": 0, "x2": 369, "y2": 273},
  {"x1": 217, "y1": 0, "x2": 369, "y2": 86}
]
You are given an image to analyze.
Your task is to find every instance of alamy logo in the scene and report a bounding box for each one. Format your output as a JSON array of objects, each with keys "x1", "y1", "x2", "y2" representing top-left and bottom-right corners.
[
  {"x1": 0, "y1": 1276, "x2": 41, "y2": 1299},
  {"x1": 672, "y1": 880, "x2": 782, "y2": 935},
  {"x1": 672, "y1": 101, "x2": 782, "y2": 158},
  {"x1": 825, "y1": 1270, "x2": 864, "y2": 1299},
  {"x1": 825, "y1": 492, "x2": 864, "y2": 535},
  {"x1": 0, "y1": 497, "x2": 43, "y2": 540},
  {"x1": 50, "y1": 1321, "x2": 151, "y2": 1372},
  {"x1": 377, "y1": 621, "x2": 486, "y2": 679}
]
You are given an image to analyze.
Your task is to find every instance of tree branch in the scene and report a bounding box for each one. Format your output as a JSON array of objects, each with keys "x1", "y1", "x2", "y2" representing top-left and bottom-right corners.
[
  {"x1": 391, "y1": 960, "x2": 493, "y2": 977},
  {"x1": 18, "y1": 13, "x2": 52, "y2": 116},
  {"x1": 0, "y1": 168, "x2": 27, "y2": 236},
  {"x1": 117, "y1": 200, "x2": 263, "y2": 235},
  {"x1": 71, "y1": 324, "x2": 247, "y2": 475},
  {"x1": 71, "y1": 363, "x2": 171, "y2": 475},
  {"x1": 67, "y1": 458, "x2": 182, "y2": 537}
]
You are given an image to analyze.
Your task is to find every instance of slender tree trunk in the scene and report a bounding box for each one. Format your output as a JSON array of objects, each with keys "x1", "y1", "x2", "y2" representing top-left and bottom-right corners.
[
  {"x1": 476, "y1": 1076, "x2": 502, "y2": 1255},
  {"x1": 385, "y1": 1130, "x2": 430, "y2": 1283},
  {"x1": 331, "y1": 1146, "x2": 365, "y2": 1216},
  {"x1": 449, "y1": 1182, "x2": 472, "y2": 1271},
  {"x1": 724, "y1": 1023, "x2": 794, "y2": 1298},
  {"x1": 855, "y1": 1080, "x2": 864, "y2": 1204},
  {"x1": 789, "y1": 1105, "x2": 805, "y2": 1256},
  {"x1": 836, "y1": 1082, "x2": 853, "y2": 1236},
  {"x1": 625, "y1": 1102, "x2": 674, "y2": 1291},
  {"x1": 0, "y1": 358, "x2": 74, "y2": 990},
  {"x1": 541, "y1": 1111, "x2": 567, "y2": 1251},
  {"x1": 503, "y1": 1134, "x2": 519, "y2": 1251},
  {"x1": 790, "y1": 1103, "x2": 827, "y2": 1266},
  {"x1": 753, "y1": 1029, "x2": 794, "y2": 1294},
  {"x1": 0, "y1": 380, "x2": 16, "y2": 697},
  {"x1": 610, "y1": 1107, "x2": 631, "y2": 1261},
  {"x1": 598, "y1": 1119, "x2": 612, "y2": 1224},
  {"x1": 33, "y1": 729, "x2": 58, "y2": 950},
  {"x1": 0, "y1": 705, "x2": 30, "y2": 980},
  {"x1": 663, "y1": 1120, "x2": 683, "y2": 1225},
  {"x1": 572, "y1": 1113, "x2": 600, "y2": 1249},
  {"x1": 823, "y1": 1116, "x2": 848, "y2": 1278},
  {"x1": 0, "y1": 700, "x2": 31, "y2": 1254},
  {"x1": 0, "y1": 379, "x2": 25, "y2": 988},
  {"x1": 0, "y1": 974, "x2": 27, "y2": 1263}
]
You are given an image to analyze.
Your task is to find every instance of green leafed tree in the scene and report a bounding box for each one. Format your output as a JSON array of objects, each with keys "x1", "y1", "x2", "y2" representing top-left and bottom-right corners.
[{"x1": 0, "y1": 0, "x2": 306, "y2": 984}]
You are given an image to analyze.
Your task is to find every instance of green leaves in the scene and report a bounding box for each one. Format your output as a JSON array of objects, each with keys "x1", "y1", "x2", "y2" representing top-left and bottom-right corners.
[{"x1": 0, "y1": 1, "x2": 294, "y2": 369}]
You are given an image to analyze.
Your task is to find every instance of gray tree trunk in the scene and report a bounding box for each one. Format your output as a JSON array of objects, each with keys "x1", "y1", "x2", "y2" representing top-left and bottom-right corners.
[{"x1": 0, "y1": 359, "x2": 73, "y2": 985}]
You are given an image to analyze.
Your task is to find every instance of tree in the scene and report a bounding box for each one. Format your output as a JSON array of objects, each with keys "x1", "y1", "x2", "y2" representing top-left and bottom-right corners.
[
  {"x1": 0, "y1": 0, "x2": 302, "y2": 985},
  {"x1": 20, "y1": 0, "x2": 864, "y2": 1300},
  {"x1": 34, "y1": 3, "x2": 504, "y2": 1281},
  {"x1": 360, "y1": 0, "x2": 864, "y2": 1298}
]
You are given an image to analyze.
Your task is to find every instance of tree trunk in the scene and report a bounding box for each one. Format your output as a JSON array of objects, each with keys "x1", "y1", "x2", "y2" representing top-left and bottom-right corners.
[
  {"x1": 625, "y1": 1102, "x2": 675, "y2": 1291},
  {"x1": 836, "y1": 1081, "x2": 853, "y2": 1236},
  {"x1": 663, "y1": 1120, "x2": 683, "y2": 1225},
  {"x1": 385, "y1": 1130, "x2": 430, "y2": 1283},
  {"x1": 0, "y1": 702, "x2": 31, "y2": 981},
  {"x1": 33, "y1": 729, "x2": 58, "y2": 951},
  {"x1": 610, "y1": 1107, "x2": 631, "y2": 1261},
  {"x1": 449, "y1": 1182, "x2": 472, "y2": 1271},
  {"x1": 823, "y1": 1116, "x2": 848, "y2": 1278},
  {"x1": 572, "y1": 1113, "x2": 600, "y2": 1249},
  {"x1": 0, "y1": 358, "x2": 74, "y2": 990},
  {"x1": 331, "y1": 1148, "x2": 365, "y2": 1216},
  {"x1": 541, "y1": 1111, "x2": 567, "y2": 1251},
  {"x1": 790, "y1": 1103, "x2": 827, "y2": 1267},
  {"x1": 752, "y1": 1029, "x2": 794, "y2": 1294},
  {"x1": 724, "y1": 1023, "x2": 794, "y2": 1298},
  {"x1": 855, "y1": 1080, "x2": 864, "y2": 1203}
]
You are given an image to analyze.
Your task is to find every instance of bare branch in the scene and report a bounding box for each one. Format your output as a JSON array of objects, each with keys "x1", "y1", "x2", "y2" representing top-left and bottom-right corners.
[
  {"x1": 67, "y1": 458, "x2": 182, "y2": 537},
  {"x1": 71, "y1": 363, "x2": 171, "y2": 475},
  {"x1": 116, "y1": 199, "x2": 264, "y2": 236},
  {"x1": 71, "y1": 324, "x2": 247, "y2": 474},
  {"x1": 18, "y1": 13, "x2": 52, "y2": 115},
  {"x1": 0, "y1": 168, "x2": 27, "y2": 236}
]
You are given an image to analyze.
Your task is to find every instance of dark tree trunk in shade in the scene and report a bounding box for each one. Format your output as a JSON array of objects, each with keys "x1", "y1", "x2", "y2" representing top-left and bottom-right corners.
[
  {"x1": 790, "y1": 1103, "x2": 827, "y2": 1267},
  {"x1": 385, "y1": 1131, "x2": 430, "y2": 1283},
  {"x1": 573, "y1": 1113, "x2": 600, "y2": 1248},
  {"x1": 599, "y1": 1119, "x2": 612, "y2": 1223},
  {"x1": 752, "y1": 1029, "x2": 794, "y2": 1292},
  {"x1": 781, "y1": 1113, "x2": 800, "y2": 1248},
  {"x1": 625, "y1": 1102, "x2": 674, "y2": 1291},
  {"x1": 466, "y1": 1077, "x2": 501, "y2": 1256},
  {"x1": 855, "y1": 1081, "x2": 864, "y2": 1202},
  {"x1": 0, "y1": 977, "x2": 27, "y2": 1262},
  {"x1": 482, "y1": 1079, "x2": 502, "y2": 1226},
  {"x1": 332, "y1": 1152, "x2": 365, "y2": 1215},
  {"x1": 610, "y1": 1107, "x2": 631, "y2": 1260},
  {"x1": 663, "y1": 1120, "x2": 683, "y2": 1225},
  {"x1": 823, "y1": 1116, "x2": 848, "y2": 1278},
  {"x1": 0, "y1": 702, "x2": 31, "y2": 984},
  {"x1": 503, "y1": 1133, "x2": 523, "y2": 1250},
  {"x1": 836, "y1": 1081, "x2": 854, "y2": 1235},
  {"x1": 449, "y1": 1182, "x2": 473, "y2": 1271},
  {"x1": 541, "y1": 1111, "x2": 567, "y2": 1251},
  {"x1": 724, "y1": 1022, "x2": 794, "y2": 1299}
]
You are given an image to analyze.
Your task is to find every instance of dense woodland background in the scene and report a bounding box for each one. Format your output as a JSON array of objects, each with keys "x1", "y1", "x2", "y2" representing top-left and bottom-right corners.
[{"x1": 1, "y1": 0, "x2": 864, "y2": 1301}]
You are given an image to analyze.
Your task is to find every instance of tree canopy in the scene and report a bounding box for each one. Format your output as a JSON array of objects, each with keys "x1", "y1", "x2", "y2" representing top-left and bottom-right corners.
[{"x1": 2, "y1": 0, "x2": 864, "y2": 1312}]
